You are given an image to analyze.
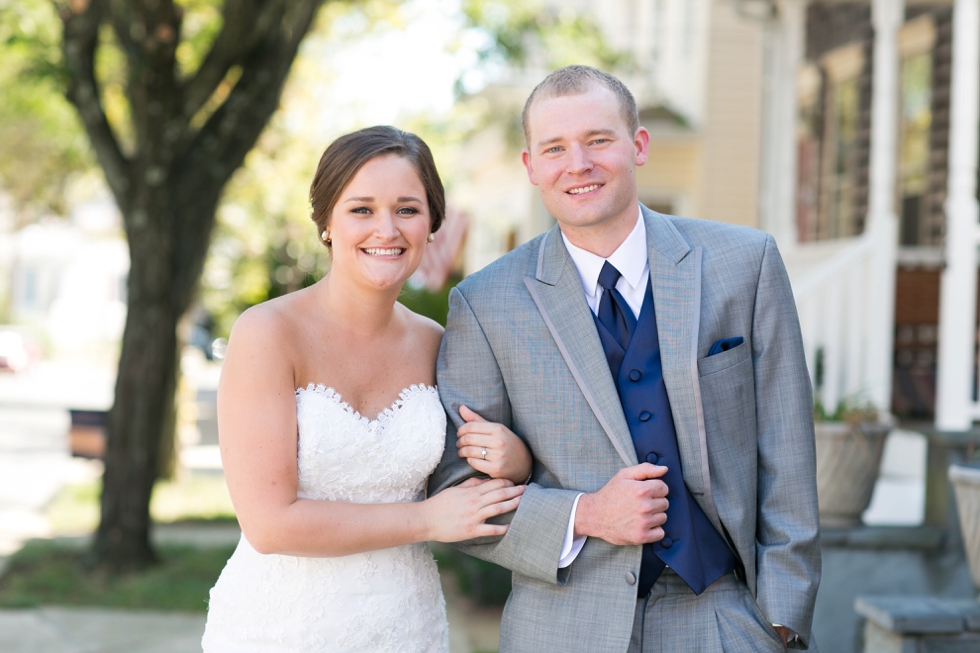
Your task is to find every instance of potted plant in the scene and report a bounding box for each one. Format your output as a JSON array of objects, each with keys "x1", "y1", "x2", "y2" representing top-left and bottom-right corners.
[
  {"x1": 814, "y1": 396, "x2": 892, "y2": 528},
  {"x1": 948, "y1": 459, "x2": 980, "y2": 592}
]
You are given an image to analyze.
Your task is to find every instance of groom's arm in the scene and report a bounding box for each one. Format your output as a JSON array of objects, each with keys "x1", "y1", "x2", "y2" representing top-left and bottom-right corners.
[
  {"x1": 428, "y1": 286, "x2": 582, "y2": 586},
  {"x1": 750, "y1": 236, "x2": 821, "y2": 649}
]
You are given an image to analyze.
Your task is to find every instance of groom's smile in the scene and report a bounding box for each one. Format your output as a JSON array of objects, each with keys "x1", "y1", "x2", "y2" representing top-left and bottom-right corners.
[{"x1": 566, "y1": 183, "x2": 603, "y2": 195}]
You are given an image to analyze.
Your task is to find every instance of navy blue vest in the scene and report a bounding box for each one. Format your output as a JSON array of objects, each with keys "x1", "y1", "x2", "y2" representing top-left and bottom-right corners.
[{"x1": 593, "y1": 282, "x2": 736, "y2": 596}]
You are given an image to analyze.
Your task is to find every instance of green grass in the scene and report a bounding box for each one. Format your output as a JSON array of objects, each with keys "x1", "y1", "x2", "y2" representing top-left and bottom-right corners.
[
  {"x1": 4, "y1": 475, "x2": 239, "y2": 611},
  {"x1": 0, "y1": 540, "x2": 236, "y2": 612},
  {"x1": 46, "y1": 475, "x2": 237, "y2": 535}
]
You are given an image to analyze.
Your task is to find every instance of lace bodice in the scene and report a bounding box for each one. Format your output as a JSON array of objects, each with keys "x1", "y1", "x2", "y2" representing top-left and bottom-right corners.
[
  {"x1": 202, "y1": 384, "x2": 449, "y2": 653},
  {"x1": 295, "y1": 383, "x2": 446, "y2": 504}
]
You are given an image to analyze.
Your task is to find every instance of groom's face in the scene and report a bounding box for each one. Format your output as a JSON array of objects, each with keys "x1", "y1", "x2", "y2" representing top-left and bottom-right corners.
[{"x1": 522, "y1": 85, "x2": 649, "y2": 242}]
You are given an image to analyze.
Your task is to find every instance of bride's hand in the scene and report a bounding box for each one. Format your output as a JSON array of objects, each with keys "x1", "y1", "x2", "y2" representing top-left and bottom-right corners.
[
  {"x1": 422, "y1": 477, "x2": 525, "y2": 542},
  {"x1": 456, "y1": 406, "x2": 533, "y2": 484}
]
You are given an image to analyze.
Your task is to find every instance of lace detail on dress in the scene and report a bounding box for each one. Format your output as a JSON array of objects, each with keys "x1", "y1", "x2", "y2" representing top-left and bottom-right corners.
[
  {"x1": 295, "y1": 383, "x2": 437, "y2": 431},
  {"x1": 202, "y1": 385, "x2": 449, "y2": 653}
]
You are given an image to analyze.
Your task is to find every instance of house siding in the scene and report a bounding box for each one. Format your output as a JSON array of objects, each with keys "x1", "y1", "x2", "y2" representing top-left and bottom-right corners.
[{"x1": 697, "y1": 0, "x2": 764, "y2": 228}]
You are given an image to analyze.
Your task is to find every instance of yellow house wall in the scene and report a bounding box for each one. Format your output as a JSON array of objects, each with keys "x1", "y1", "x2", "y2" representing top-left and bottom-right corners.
[
  {"x1": 696, "y1": 0, "x2": 765, "y2": 229},
  {"x1": 636, "y1": 139, "x2": 700, "y2": 216}
]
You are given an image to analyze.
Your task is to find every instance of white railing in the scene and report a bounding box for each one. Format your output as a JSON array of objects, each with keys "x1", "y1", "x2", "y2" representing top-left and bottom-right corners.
[{"x1": 789, "y1": 234, "x2": 883, "y2": 414}]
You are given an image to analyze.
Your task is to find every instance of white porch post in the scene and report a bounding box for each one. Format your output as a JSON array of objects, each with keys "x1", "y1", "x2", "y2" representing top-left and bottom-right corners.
[
  {"x1": 936, "y1": 0, "x2": 980, "y2": 431},
  {"x1": 864, "y1": 0, "x2": 903, "y2": 412},
  {"x1": 760, "y1": 0, "x2": 806, "y2": 248}
]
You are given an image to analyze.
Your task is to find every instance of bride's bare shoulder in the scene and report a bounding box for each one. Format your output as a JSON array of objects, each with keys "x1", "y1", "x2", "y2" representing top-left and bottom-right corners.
[
  {"x1": 224, "y1": 291, "x2": 315, "y2": 371},
  {"x1": 398, "y1": 304, "x2": 444, "y2": 348},
  {"x1": 396, "y1": 304, "x2": 444, "y2": 374}
]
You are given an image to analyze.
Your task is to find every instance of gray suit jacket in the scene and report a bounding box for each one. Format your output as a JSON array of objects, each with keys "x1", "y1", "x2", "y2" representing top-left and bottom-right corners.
[{"x1": 428, "y1": 206, "x2": 820, "y2": 652}]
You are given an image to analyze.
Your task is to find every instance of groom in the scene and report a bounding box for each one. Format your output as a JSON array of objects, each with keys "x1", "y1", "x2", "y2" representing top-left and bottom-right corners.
[{"x1": 430, "y1": 65, "x2": 820, "y2": 652}]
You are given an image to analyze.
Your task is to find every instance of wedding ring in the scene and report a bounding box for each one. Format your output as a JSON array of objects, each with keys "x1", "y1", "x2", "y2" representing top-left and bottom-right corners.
[{"x1": 481, "y1": 447, "x2": 487, "y2": 460}]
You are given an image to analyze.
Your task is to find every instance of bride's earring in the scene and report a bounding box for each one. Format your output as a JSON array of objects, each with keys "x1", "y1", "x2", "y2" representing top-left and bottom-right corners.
[
  {"x1": 321, "y1": 230, "x2": 331, "y2": 244},
  {"x1": 426, "y1": 233, "x2": 434, "y2": 243}
]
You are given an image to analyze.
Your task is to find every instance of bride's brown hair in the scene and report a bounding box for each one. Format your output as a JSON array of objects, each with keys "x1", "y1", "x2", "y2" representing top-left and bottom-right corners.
[{"x1": 309, "y1": 126, "x2": 446, "y2": 248}]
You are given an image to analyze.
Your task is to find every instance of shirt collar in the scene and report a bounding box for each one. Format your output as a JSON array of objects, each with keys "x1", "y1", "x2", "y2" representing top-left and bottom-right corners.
[{"x1": 561, "y1": 206, "x2": 648, "y2": 300}]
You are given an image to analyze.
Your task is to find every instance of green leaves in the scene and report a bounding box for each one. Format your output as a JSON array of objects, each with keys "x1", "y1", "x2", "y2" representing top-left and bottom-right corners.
[
  {"x1": 460, "y1": 0, "x2": 627, "y2": 73},
  {"x1": 0, "y1": 0, "x2": 92, "y2": 218}
]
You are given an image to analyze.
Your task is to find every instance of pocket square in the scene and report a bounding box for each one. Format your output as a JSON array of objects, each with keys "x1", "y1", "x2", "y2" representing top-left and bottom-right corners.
[{"x1": 708, "y1": 337, "x2": 744, "y2": 356}]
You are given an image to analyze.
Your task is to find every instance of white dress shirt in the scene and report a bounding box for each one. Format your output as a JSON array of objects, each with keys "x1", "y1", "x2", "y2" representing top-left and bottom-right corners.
[{"x1": 556, "y1": 207, "x2": 648, "y2": 568}]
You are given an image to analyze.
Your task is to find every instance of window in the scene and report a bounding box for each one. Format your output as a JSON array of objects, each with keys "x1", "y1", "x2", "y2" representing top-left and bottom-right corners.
[
  {"x1": 796, "y1": 66, "x2": 821, "y2": 243},
  {"x1": 897, "y1": 53, "x2": 933, "y2": 246},
  {"x1": 821, "y1": 75, "x2": 861, "y2": 239},
  {"x1": 801, "y1": 43, "x2": 866, "y2": 242}
]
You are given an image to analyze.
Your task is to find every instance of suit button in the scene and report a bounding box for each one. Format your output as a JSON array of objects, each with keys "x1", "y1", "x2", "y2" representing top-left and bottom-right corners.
[
  {"x1": 646, "y1": 453, "x2": 659, "y2": 464},
  {"x1": 626, "y1": 572, "x2": 637, "y2": 585},
  {"x1": 639, "y1": 411, "x2": 652, "y2": 422},
  {"x1": 629, "y1": 369, "x2": 642, "y2": 381},
  {"x1": 661, "y1": 537, "x2": 673, "y2": 549}
]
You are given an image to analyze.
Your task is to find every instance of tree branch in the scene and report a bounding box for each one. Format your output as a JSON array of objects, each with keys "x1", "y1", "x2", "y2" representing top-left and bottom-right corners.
[
  {"x1": 180, "y1": 0, "x2": 290, "y2": 122},
  {"x1": 62, "y1": 0, "x2": 133, "y2": 211},
  {"x1": 105, "y1": 0, "x2": 183, "y2": 164},
  {"x1": 168, "y1": 0, "x2": 325, "y2": 313}
]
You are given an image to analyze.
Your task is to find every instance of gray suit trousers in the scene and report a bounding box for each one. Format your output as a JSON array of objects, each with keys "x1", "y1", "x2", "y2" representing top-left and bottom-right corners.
[{"x1": 628, "y1": 570, "x2": 787, "y2": 653}]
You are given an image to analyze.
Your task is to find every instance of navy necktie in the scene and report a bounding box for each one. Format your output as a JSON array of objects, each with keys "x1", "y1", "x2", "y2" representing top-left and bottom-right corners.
[{"x1": 597, "y1": 261, "x2": 637, "y2": 351}]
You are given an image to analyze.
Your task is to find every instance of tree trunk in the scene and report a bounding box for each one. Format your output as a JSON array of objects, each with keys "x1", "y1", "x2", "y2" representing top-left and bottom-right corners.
[
  {"x1": 94, "y1": 205, "x2": 180, "y2": 567},
  {"x1": 61, "y1": 0, "x2": 327, "y2": 569},
  {"x1": 94, "y1": 307, "x2": 178, "y2": 566}
]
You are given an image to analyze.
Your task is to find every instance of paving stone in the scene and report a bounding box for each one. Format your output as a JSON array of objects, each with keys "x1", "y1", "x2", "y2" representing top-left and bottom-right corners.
[
  {"x1": 920, "y1": 637, "x2": 980, "y2": 653},
  {"x1": 0, "y1": 610, "x2": 74, "y2": 653},
  {"x1": 821, "y1": 525, "x2": 945, "y2": 550},
  {"x1": 945, "y1": 599, "x2": 980, "y2": 631},
  {"x1": 855, "y1": 595, "x2": 966, "y2": 634},
  {"x1": 0, "y1": 607, "x2": 208, "y2": 653},
  {"x1": 38, "y1": 607, "x2": 206, "y2": 652}
]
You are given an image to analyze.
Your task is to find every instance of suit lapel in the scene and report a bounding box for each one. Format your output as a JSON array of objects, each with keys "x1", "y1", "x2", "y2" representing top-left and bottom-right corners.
[
  {"x1": 644, "y1": 209, "x2": 716, "y2": 517},
  {"x1": 524, "y1": 227, "x2": 636, "y2": 467}
]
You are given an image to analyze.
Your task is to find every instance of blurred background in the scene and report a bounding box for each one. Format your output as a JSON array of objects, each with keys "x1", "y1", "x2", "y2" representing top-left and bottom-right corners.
[{"x1": 0, "y1": 0, "x2": 978, "y2": 652}]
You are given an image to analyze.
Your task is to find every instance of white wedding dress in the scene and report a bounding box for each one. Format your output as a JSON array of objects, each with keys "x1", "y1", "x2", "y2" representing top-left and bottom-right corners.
[{"x1": 202, "y1": 383, "x2": 450, "y2": 653}]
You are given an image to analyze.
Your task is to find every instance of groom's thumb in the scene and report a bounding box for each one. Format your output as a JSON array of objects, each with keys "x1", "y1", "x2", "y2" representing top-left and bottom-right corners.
[{"x1": 459, "y1": 405, "x2": 485, "y2": 423}]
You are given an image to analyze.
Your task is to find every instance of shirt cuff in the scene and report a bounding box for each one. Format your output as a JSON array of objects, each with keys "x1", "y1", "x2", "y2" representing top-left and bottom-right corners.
[
  {"x1": 771, "y1": 624, "x2": 802, "y2": 649},
  {"x1": 558, "y1": 493, "x2": 587, "y2": 568}
]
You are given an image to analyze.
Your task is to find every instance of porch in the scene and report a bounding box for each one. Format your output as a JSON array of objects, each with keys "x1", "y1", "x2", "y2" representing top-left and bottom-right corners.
[{"x1": 761, "y1": 0, "x2": 980, "y2": 434}]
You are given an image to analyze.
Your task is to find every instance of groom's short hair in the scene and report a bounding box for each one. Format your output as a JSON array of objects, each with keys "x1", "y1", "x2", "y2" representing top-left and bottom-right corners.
[{"x1": 521, "y1": 65, "x2": 640, "y2": 145}]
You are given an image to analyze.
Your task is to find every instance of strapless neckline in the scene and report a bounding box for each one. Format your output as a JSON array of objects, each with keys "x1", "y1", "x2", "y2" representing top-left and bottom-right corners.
[{"x1": 295, "y1": 383, "x2": 438, "y2": 427}]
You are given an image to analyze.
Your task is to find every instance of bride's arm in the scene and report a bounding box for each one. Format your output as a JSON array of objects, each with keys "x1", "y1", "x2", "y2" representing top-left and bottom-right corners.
[{"x1": 218, "y1": 307, "x2": 524, "y2": 558}]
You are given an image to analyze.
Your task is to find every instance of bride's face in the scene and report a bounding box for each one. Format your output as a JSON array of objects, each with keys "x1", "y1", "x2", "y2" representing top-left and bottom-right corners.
[{"x1": 327, "y1": 154, "x2": 431, "y2": 291}]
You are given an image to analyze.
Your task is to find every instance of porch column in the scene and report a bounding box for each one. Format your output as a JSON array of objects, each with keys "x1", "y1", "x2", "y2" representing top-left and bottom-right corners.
[
  {"x1": 864, "y1": 0, "x2": 904, "y2": 412},
  {"x1": 936, "y1": 0, "x2": 980, "y2": 431},
  {"x1": 759, "y1": 0, "x2": 806, "y2": 248}
]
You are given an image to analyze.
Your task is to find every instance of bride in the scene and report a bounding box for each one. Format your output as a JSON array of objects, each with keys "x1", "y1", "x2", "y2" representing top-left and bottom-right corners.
[{"x1": 202, "y1": 126, "x2": 533, "y2": 652}]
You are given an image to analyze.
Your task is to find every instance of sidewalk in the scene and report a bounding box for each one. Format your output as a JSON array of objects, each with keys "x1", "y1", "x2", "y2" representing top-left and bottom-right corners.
[
  {"x1": 0, "y1": 607, "x2": 206, "y2": 653},
  {"x1": 0, "y1": 573, "x2": 501, "y2": 653}
]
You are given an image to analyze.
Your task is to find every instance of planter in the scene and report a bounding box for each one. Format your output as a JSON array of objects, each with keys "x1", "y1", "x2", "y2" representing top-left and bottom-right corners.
[
  {"x1": 949, "y1": 461, "x2": 980, "y2": 591},
  {"x1": 815, "y1": 420, "x2": 890, "y2": 527}
]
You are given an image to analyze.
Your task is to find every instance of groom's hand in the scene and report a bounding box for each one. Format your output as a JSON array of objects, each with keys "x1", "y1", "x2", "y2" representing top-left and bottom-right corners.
[{"x1": 573, "y1": 463, "x2": 669, "y2": 545}]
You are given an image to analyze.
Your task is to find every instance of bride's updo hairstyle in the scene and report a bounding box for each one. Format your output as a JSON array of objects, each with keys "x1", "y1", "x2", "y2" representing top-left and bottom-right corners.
[{"x1": 309, "y1": 126, "x2": 446, "y2": 248}]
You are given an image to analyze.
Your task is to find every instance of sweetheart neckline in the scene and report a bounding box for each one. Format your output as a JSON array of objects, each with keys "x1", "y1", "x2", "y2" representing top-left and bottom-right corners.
[{"x1": 295, "y1": 383, "x2": 438, "y2": 427}]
